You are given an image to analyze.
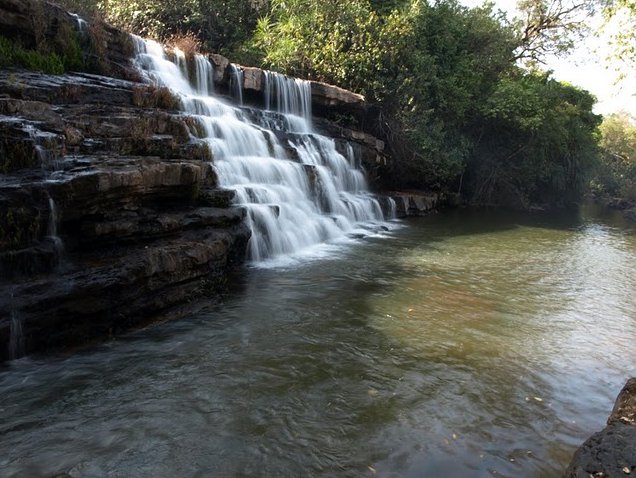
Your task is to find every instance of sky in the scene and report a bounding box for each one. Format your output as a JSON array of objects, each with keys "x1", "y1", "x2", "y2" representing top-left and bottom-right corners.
[{"x1": 459, "y1": 0, "x2": 636, "y2": 116}]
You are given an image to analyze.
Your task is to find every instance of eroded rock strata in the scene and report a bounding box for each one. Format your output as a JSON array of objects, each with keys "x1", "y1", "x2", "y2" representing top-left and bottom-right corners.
[
  {"x1": 0, "y1": 0, "x2": 402, "y2": 361},
  {"x1": 0, "y1": 71, "x2": 252, "y2": 361}
]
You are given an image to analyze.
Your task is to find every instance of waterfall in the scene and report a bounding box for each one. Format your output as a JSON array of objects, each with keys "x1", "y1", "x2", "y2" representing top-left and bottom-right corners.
[
  {"x1": 47, "y1": 194, "x2": 64, "y2": 259},
  {"x1": 229, "y1": 64, "x2": 243, "y2": 106},
  {"x1": 263, "y1": 71, "x2": 312, "y2": 130},
  {"x1": 132, "y1": 36, "x2": 392, "y2": 262},
  {"x1": 402, "y1": 196, "x2": 410, "y2": 214},
  {"x1": 69, "y1": 13, "x2": 88, "y2": 33},
  {"x1": 194, "y1": 54, "x2": 214, "y2": 96},
  {"x1": 387, "y1": 197, "x2": 397, "y2": 219},
  {"x1": 8, "y1": 311, "x2": 24, "y2": 360}
]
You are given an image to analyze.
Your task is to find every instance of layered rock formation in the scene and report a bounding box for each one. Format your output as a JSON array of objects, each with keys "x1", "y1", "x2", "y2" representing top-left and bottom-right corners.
[
  {"x1": 565, "y1": 378, "x2": 636, "y2": 477},
  {"x1": 0, "y1": 0, "x2": 401, "y2": 361},
  {"x1": 0, "y1": 70, "x2": 251, "y2": 361},
  {"x1": 202, "y1": 55, "x2": 388, "y2": 184}
]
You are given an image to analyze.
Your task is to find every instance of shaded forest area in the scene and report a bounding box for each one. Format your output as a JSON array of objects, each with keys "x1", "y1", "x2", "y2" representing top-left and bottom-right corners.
[{"x1": 24, "y1": 0, "x2": 636, "y2": 209}]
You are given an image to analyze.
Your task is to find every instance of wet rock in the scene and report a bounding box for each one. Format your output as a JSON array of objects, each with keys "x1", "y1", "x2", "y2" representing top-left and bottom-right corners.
[
  {"x1": 198, "y1": 189, "x2": 237, "y2": 208},
  {"x1": 387, "y1": 191, "x2": 439, "y2": 217},
  {"x1": 63, "y1": 126, "x2": 83, "y2": 146},
  {"x1": 0, "y1": 230, "x2": 250, "y2": 362},
  {"x1": 565, "y1": 378, "x2": 636, "y2": 477},
  {"x1": 0, "y1": 66, "x2": 250, "y2": 362}
]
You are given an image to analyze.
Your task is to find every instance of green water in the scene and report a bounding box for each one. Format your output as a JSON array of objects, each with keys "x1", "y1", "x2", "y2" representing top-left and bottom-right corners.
[{"x1": 1, "y1": 205, "x2": 635, "y2": 477}]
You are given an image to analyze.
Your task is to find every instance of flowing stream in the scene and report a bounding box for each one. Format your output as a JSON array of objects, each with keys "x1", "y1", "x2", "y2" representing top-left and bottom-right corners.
[{"x1": 1, "y1": 205, "x2": 635, "y2": 477}]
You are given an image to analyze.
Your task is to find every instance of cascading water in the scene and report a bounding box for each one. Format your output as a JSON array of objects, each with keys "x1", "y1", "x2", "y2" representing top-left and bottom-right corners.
[
  {"x1": 47, "y1": 195, "x2": 64, "y2": 260},
  {"x1": 229, "y1": 64, "x2": 243, "y2": 106},
  {"x1": 173, "y1": 48, "x2": 189, "y2": 80},
  {"x1": 194, "y1": 54, "x2": 214, "y2": 96},
  {"x1": 132, "y1": 36, "x2": 392, "y2": 262},
  {"x1": 23, "y1": 122, "x2": 66, "y2": 259},
  {"x1": 69, "y1": 12, "x2": 88, "y2": 33},
  {"x1": 263, "y1": 71, "x2": 312, "y2": 126}
]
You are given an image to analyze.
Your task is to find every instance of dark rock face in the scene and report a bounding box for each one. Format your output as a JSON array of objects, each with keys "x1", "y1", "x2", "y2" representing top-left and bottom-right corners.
[
  {"x1": 565, "y1": 378, "x2": 636, "y2": 477},
  {"x1": 0, "y1": 0, "x2": 396, "y2": 362},
  {"x1": 388, "y1": 191, "x2": 440, "y2": 217},
  {"x1": 0, "y1": 70, "x2": 250, "y2": 362}
]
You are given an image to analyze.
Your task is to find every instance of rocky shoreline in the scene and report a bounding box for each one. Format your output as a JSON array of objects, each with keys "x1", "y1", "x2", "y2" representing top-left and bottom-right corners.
[{"x1": 565, "y1": 378, "x2": 636, "y2": 477}]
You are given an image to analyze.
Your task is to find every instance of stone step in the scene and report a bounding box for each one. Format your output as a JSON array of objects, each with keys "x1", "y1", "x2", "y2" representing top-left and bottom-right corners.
[{"x1": 0, "y1": 226, "x2": 250, "y2": 361}]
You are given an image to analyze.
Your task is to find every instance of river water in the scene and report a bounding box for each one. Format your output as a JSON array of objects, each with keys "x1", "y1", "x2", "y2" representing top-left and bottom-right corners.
[{"x1": 1, "y1": 205, "x2": 635, "y2": 478}]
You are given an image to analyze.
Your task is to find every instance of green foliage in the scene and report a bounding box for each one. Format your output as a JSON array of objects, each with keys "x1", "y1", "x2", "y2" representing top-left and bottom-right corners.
[
  {"x1": 252, "y1": 0, "x2": 387, "y2": 91},
  {"x1": 98, "y1": 0, "x2": 266, "y2": 57},
  {"x1": 592, "y1": 112, "x2": 636, "y2": 199},
  {"x1": 0, "y1": 36, "x2": 65, "y2": 74},
  {"x1": 602, "y1": 0, "x2": 636, "y2": 80},
  {"x1": 84, "y1": 0, "x2": 604, "y2": 209},
  {"x1": 467, "y1": 73, "x2": 601, "y2": 207},
  {"x1": 386, "y1": 1, "x2": 519, "y2": 189},
  {"x1": 0, "y1": 14, "x2": 89, "y2": 75},
  {"x1": 513, "y1": 0, "x2": 597, "y2": 66},
  {"x1": 252, "y1": 0, "x2": 521, "y2": 190}
]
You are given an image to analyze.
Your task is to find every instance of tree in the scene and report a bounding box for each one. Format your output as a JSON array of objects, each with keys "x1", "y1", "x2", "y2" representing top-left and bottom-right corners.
[
  {"x1": 601, "y1": 0, "x2": 636, "y2": 70},
  {"x1": 96, "y1": 0, "x2": 266, "y2": 55},
  {"x1": 466, "y1": 72, "x2": 601, "y2": 207},
  {"x1": 593, "y1": 112, "x2": 636, "y2": 198},
  {"x1": 513, "y1": 0, "x2": 597, "y2": 65}
]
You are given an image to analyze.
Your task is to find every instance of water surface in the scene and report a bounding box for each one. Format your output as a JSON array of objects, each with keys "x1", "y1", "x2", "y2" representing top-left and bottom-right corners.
[{"x1": 2, "y1": 206, "x2": 635, "y2": 477}]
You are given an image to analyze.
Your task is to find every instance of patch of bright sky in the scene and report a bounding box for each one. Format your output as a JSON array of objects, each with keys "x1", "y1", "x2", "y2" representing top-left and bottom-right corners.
[{"x1": 460, "y1": 0, "x2": 636, "y2": 116}]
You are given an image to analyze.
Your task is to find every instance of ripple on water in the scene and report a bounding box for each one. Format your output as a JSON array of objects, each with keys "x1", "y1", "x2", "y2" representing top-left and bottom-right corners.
[{"x1": 1, "y1": 206, "x2": 635, "y2": 477}]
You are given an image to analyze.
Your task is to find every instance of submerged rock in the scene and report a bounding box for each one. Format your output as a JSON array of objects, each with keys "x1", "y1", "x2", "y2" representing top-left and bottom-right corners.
[{"x1": 565, "y1": 378, "x2": 636, "y2": 477}]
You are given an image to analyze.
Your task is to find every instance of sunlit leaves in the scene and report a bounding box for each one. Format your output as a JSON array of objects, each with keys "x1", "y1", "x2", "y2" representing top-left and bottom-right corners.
[
  {"x1": 594, "y1": 112, "x2": 636, "y2": 198},
  {"x1": 513, "y1": 0, "x2": 597, "y2": 65}
]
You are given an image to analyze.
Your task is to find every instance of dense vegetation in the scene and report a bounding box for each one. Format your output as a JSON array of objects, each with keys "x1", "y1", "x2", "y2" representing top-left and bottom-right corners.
[
  {"x1": 593, "y1": 113, "x2": 636, "y2": 201},
  {"x1": 56, "y1": 0, "x2": 634, "y2": 208}
]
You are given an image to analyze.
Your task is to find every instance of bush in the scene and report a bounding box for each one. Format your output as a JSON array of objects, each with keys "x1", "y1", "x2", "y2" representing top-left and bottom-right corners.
[{"x1": 0, "y1": 36, "x2": 65, "y2": 74}]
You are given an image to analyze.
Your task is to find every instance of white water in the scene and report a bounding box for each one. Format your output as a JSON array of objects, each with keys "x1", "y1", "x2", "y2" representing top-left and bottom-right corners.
[
  {"x1": 263, "y1": 71, "x2": 312, "y2": 131},
  {"x1": 229, "y1": 64, "x2": 243, "y2": 106},
  {"x1": 194, "y1": 54, "x2": 214, "y2": 96},
  {"x1": 47, "y1": 195, "x2": 64, "y2": 259},
  {"x1": 132, "y1": 37, "x2": 391, "y2": 262},
  {"x1": 69, "y1": 13, "x2": 88, "y2": 34}
]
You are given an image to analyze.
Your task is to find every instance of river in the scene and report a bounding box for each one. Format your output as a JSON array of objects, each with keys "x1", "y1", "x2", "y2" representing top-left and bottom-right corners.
[{"x1": 1, "y1": 205, "x2": 635, "y2": 477}]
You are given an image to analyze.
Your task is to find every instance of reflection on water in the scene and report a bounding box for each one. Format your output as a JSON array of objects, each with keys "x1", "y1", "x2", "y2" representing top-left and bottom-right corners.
[{"x1": 1, "y1": 205, "x2": 635, "y2": 477}]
